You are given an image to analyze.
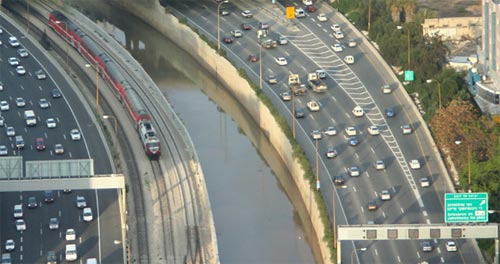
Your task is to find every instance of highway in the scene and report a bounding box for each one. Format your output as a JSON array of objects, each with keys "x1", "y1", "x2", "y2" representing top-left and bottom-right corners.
[
  {"x1": 0, "y1": 9, "x2": 122, "y2": 263},
  {"x1": 168, "y1": 0, "x2": 482, "y2": 263}
]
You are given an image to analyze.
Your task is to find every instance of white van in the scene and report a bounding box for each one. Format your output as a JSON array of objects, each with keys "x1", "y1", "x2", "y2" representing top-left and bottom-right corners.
[
  {"x1": 24, "y1": 110, "x2": 37, "y2": 126},
  {"x1": 15, "y1": 135, "x2": 24, "y2": 149},
  {"x1": 65, "y1": 244, "x2": 78, "y2": 261},
  {"x1": 13, "y1": 204, "x2": 23, "y2": 218},
  {"x1": 86, "y1": 258, "x2": 98, "y2": 264}
]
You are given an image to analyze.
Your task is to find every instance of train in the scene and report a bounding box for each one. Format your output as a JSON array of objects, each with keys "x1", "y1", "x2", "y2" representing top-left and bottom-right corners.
[{"x1": 48, "y1": 10, "x2": 161, "y2": 158}]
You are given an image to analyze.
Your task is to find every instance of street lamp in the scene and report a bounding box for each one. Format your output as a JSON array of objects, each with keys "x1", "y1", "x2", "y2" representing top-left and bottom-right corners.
[
  {"x1": 103, "y1": 115, "x2": 118, "y2": 160},
  {"x1": 315, "y1": 138, "x2": 320, "y2": 191},
  {"x1": 86, "y1": 63, "x2": 100, "y2": 114},
  {"x1": 292, "y1": 90, "x2": 296, "y2": 139},
  {"x1": 217, "y1": 0, "x2": 229, "y2": 51},
  {"x1": 367, "y1": 0, "x2": 371, "y2": 32},
  {"x1": 426, "y1": 79, "x2": 442, "y2": 109},
  {"x1": 259, "y1": 43, "x2": 263, "y2": 90},
  {"x1": 350, "y1": 247, "x2": 367, "y2": 264},
  {"x1": 455, "y1": 140, "x2": 471, "y2": 193}
]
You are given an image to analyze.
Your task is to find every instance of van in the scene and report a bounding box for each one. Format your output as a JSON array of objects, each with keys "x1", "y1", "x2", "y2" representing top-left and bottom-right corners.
[
  {"x1": 15, "y1": 135, "x2": 24, "y2": 149},
  {"x1": 65, "y1": 244, "x2": 78, "y2": 261},
  {"x1": 86, "y1": 258, "x2": 98, "y2": 264},
  {"x1": 316, "y1": 69, "x2": 326, "y2": 79},
  {"x1": 295, "y1": 8, "x2": 305, "y2": 18},
  {"x1": 1, "y1": 253, "x2": 11, "y2": 264},
  {"x1": 13, "y1": 204, "x2": 23, "y2": 218},
  {"x1": 24, "y1": 110, "x2": 37, "y2": 126}
]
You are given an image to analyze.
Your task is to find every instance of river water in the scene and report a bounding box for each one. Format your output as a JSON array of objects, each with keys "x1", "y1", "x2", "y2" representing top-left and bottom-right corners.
[{"x1": 71, "y1": 1, "x2": 317, "y2": 263}]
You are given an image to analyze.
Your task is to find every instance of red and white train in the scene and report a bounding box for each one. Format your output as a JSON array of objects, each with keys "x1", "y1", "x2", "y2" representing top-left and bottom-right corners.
[{"x1": 49, "y1": 10, "x2": 161, "y2": 158}]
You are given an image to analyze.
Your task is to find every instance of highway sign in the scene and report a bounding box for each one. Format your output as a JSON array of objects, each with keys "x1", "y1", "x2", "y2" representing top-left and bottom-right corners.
[
  {"x1": 404, "y1": 70, "x2": 414, "y2": 81},
  {"x1": 286, "y1": 7, "x2": 295, "y2": 19},
  {"x1": 445, "y1": 193, "x2": 488, "y2": 223}
]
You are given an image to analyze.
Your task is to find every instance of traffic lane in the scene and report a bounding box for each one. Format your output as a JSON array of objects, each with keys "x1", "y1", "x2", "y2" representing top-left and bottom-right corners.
[
  {"x1": 95, "y1": 189, "x2": 123, "y2": 263},
  {"x1": 0, "y1": 192, "x2": 25, "y2": 264}
]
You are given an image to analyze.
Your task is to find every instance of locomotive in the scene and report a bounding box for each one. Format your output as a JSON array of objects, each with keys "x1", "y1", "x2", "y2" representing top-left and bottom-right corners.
[{"x1": 49, "y1": 10, "x2": 161, "y2": 158}]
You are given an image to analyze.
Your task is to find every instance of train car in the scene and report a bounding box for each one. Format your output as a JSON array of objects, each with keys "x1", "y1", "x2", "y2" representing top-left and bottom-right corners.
[{"x1": 48, "y1": 10, "x2": 161, "y2": 158}]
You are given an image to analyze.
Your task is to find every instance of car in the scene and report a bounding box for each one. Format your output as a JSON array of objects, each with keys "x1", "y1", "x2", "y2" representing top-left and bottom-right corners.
[
  {"x1": 1, "y1": 253, "x2": 11, "y2": 264},
  {"x1": 0, "y1": 81, "x2": 3, "y2": 90},
  {"x1": 70, "y1": 129, "x2": 81, "y2": 140},
  {"x1": 295, "y1": 8, "x2": 306, "y2": 18},
  {"x1": 248, "y1": 54, "x2": 259, "y2": 62},
  {"x1": 35, "y1": 137, "x2": 46, "y2": 151},
  {"x1": 367, "y1": 201, "x2": 378, "y2": 211},
  {"x1": 345, "y1": 126, "x2": 357, "y2": 136},
  {"x1": 240, "y1": 23, "x2": 252, "y2": 30},
  {"x1": 46, "y1": 118, "x2": 57, "y2": 128},
  {"x1": 7, "y1": 57, "x2": 19, "y2": 66},
  {"x1": 241, "y1": 10, "x2": 253, "y2": 18},
  {"x1": 17, "y1": 48, "x2": 28, "y2": 58},
  {"x1": 47, "y1": 251, "x2": 57, "y2": 264},
  {"x1": 347, "y1": 166, "x2": 360, "y2": 177},
  {"x1": 311, "y1": 130, "x2": 322, "y2": 140},
  {"x1": 324, "y1": 126, "x2": 337, "y2": 136},
  {"x1": 16, "y1": 65, "x2": 26, "y2": 75},
  {"x1": 44, "y1": 190, "x2": 55, "y2": 203},
  {"x1": 51, "y1": 89, "x2": 62, "y2": 98},
  {"x1": 83, "y1": 207, "x2": 93, "y2": 222},
  {"x1": 317, "y1": 13, "x2": 328, "y2": 22},
  {"x1": 331, "y1": 24, "x2": 341, "y2": 32},
  {"x1": 385, "y1": 107, "x2": 395, "y2": 117},
  {"x1": 13, "y1": 204, "x2": 23, "y2": 218},
  {"x1": 401, "y1": 124, "x2": 413, "y2": 134},
  {"x1": 332, "y1": 43, "x2": 343, "y2": 52},
  {"x1": 325, "y1": 147, "x2": 337, "y2": 159},
  {"x1": 66, "y1": 229, "x2": 76, "y2": 241},
  {"x1": 0, "y1": 115, "x2": 3, "y2": 127},
  {"x1": 48, "y1": 218, "x2": 59, "y2": 230},
  {"x1": 422, "y1": 241, "x2": 433, "y2": 252},
  {"x1": 63, "y1": 189, "x2": 72, "y2": 194},
  {"x1": 54, "y1": 144, "x2": 64, "y2": 155},
  {"x1": 4, "y1": 239, "x2": 14, "y2": 251},
  {"x1": 316, "y1": 69, "x2": 327, "y2": 79},
  {"x1": 352, "y1": 106, "x2": 364, "y2": 117},
  {"x1": 258, "y1": 22, "x2": 269, "y2": 30},
  {"x1": 219, "y1": 9, "x2": 229, "y2": 16},
  {"x1": 230, "y1": 30, "x2": 243, "y2": 38},
  {"x1": 39, "y1": 98, "x2": 50, "y2": 108},
  {"x1": 280, "y1": 92, "x2": 292, "y2": 101},
  {"x1": 275, "y1": 57, "x2": 288, "y2": 66},
  {"x1": 380, "y1": 190, "x2": 391, "y2": 200},
  {"x1": 420, "y1": 177, "x2": 430, "y2": 187},
  {"x1": 410, "y1": 159, "x2": 421, "y2": 169},
  {"x1": 445, "y1": 241, "x2": 457, "y2": 252},
  {"x1": 0, "y1": 145, "x2": 7, "y2": 156},
  {"x1": 34, "y1": 69, "x2": 47, "y2": 80},
  {"x1": 223, "y1": 37, "x2": 233, "y2": 44},
  {"x1": 344, "y1": 55, "x2": 355, "y2": 64},
  {"x1": 76, "y1": 196, "x2": 87, "y2": 208},
  {"x1": 367, "y1": 125, "x2": 380, "y2": 135},
  {"x1": 306, "y1": 5, "x2": 317, "y2": 12},
  {"x1": 374, "y1": 160, "x2": 385, "y2": 170},
  {"x1": 334, "y1": 31, "x2": 344, "y2": 39},
  {"x1": 333, "y1": 175, "x2": 345, "y2": 185},
  {"x1": 8, "y1": 36, "x2": 19, "y2": 47},
  {"x1": 266, "y1": 75, "x2": 278, "y2": 84},
  {"x1": 27, "y1": 196, "x2": 38, "y2": 208},
  {"x1": 382, "y1": 84, "x2": 392, "y2": 94},
  {"x1": 307, "y1": 100, "x2": 320, "y2": 111},
  {"x1": 15, "y1": 219, "x2": 26, "y2": 231},
  {"x1": 0, "y1": 101, "x2": 9, "y2": 111},
  {"x1": 15, "y1": 97, "x2": 26, "y2": 107},
  {"x1": 278, "y1": 36, "x2": 288, "y2": 45},
  {"x1": 294, "y1": 108, "x2": 306, "y2": 118},
  {"x1": 348, "y1": 39, "x2": 357, "y2": 47},
  {"x1": 348, "y1": 136, "x2": 358, "y2": 146},
  {"x1": 6, "y1": 127, "x2": 15, "y2": 137}
]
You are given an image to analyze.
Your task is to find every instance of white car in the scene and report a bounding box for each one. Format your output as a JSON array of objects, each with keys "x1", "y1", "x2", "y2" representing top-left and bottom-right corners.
[
  {"x1": 83, "y1": 207, "x2": 93, "y2": 222},
  {"x1": 6, "y1": 126, "x2": 15, "y2": 137},
  {"x1": 54, "y1": 144, "x2": 64, "y2": 155},
  {"x1": 367, "y1": 126, "x2": 380, "y2": 135},
  {"x1": 307, "y1": 100, "x2": 320, "y2": 111},
  {"x1": 241, "y1": 10, "x2": 253, "y2": 18},
  {"x1": 39, "y1": 98, "x2": 50, "y2": 109},
  {"x1": 0, "y1": 145, "x2": 7, "y2": 156},
  {"x1": 382, "y1": 84, "x2": 392, "y2": 94},
  {"x1": 311, "y1": 130, "x2": 322, "y2": 140},
  {"x1": 5, "y1": 239, "x2": 14, "y2": 251},
  {"x1": 70, "y1": 129, "x2": 81, "y2": 140},
  {"x1": 331, "y1": 24, "x2": 341, "y2": 32},
  {"x1": 49, "y1": 218, "x2": 59, "y2": 230},
  {"x1": 17, "y1": 48, "x2": 28, "y2": 58},
  {"x1": 344, "y1": 55, "x2": 355, "y2": 64},
  {"x1": 410, "y1": 159, "x2": 421, "y2": 169},
  {"x1": 374, "y1": 160, "x2": 385, "y2": 170},
  {"x1": 420, "y1": 177, "x2": 430, "y2": 187},
  {"x1": 324, "y1": 126, "x2": 337, "y2": 136},
  {"x1": 0, "y1": 115, "x2": 3, "y2": 126},
  {"x1": 317, "y1": 13, "x2": 328, "y2": 22},
  {"x1": 8, "y1": 57, "x2": 19, "y2": 66},
  {"x1": 280, "y1": 92, "x2": 291, "y2": 101},
  {"x1": 275, "y1": 57, "x2": 288, "y2": 66},
  {"x1": 16, "y1": 65, "x2": 26, "y2": 75},
  {"x1": 0, "y1": 101, "x2": 9, "y2": 111},
  {"x1": 66, "y1": 229, "x2": 76, "y2": 241},
  {"x1": 345, "y1": 126, "x2": 357, "y2": 136},
  {"x1": 230, "y1": 30, "x2": 243, "y2": 38},
  {"x1": 332, "y1": 43, "x2": 343, "y2": 52},
  {"x1": 46, "y1": 118, "x2": 57, "y2": 128},
  {"x1": 325, "y1": 147, "x2": 337, "y2": 159},
  {"x1": 348, "y1": 39, "x2": 357, "y2": 47},
  {"x1": 445, "y1": 241, "x2": 457, "y2": 252},
  {"x1": 76, "y1": 196, "x2": 87, "y2": 208},
  {"x1": 380, "y1": 190, "x2": 391, "y2": 200},
  {"x1": 401, "y1": 124, "x2": 413, "y2": 134},
  {"x1": 35, "y1": 69, "x2": 46, "y2": 80},
  {"x1": 347, "y1": 166, "x2": 360, "y2": 177},
  {"x1": 352, "y1": 106, "x2": 364, "y2": 117},
  {"x1": 15, "y1": 97, "x2": 26, "y2": 107},
  {"x1": 15, "y1": 219, "x2": 26, "y2": 231},
  {"x1": 334, "y1": 31, "x2": 344, "y2": 39},
  {"x1": 8, "y1": 36, "x2": 19, "y2": 47}
]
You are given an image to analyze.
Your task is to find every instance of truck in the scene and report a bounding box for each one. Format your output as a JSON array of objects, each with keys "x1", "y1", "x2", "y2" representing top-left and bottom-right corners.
[
  {"x1": 307, "y1": 72, "x2": 327, "y2": 92},
  {"x1": 288, "y1": 74, "x2": 306, "y2": 95},
  {"x1": 260, "y1": 38, "x2": 277, "y2": 49},
  {"x1": 24, "y1": 110, "x2": 37, "y2": 126}
]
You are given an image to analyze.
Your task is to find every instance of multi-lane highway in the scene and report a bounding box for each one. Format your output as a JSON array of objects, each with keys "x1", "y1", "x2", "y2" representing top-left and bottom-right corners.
[
  {"x1": 169, "y1": 0, "x2": 482, "y2": 263},
  {"x1": 0, "y1": 10, "x2": 122, "y2": 263}
]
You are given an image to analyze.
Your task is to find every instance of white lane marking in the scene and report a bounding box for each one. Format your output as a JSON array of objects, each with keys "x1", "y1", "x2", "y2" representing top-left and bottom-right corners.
[
  {"x1": 426, "y1": 219, "x2": 431, "y2": 224},
  {"x1": 373, "y1": 191, "x2": 378, "y2": 197},
  {"x1": 437, "y1": 247, "x2": 441, "y2": 254},
  {"x1": 354, "y1": 153, "x2": 359, "y2": 159},
  {"x1": 397, "y1": 255, "x2": 401, "y2": 263},
  {"x1": 353, "y1": 186, "x2": 357, "y2": 192},
  {"x1": 330, "y1": 117, "x2": 336, "y2": 123},
  {"x1": 365, "y1": 172, "x2": 370, "y2": 178},
  {"x1": 400, "y1": 207, "x2": 404, "y2": 214},
  {"x1": 417, "y1": 252, "x2": 420, "y2": 259},
  {"x1": 441, "y1": 257, "x2": 445, "y2": 263},
  {"x1": 283, "y1": 50, "x2": 290, "y2": 56},
  {"x1": 360, "y1": 206, "x2": 364, "y2": 213},
  {"x1": 370, "y1": 147, "x2": 375, "y2": 153},
  {"x1": 331, "y1": 95, "x2": 337, "y2": 102},
  {"x1": 392, "y1": 186, "x2": 396, "y2": 193},
  {"x1": 382, "y1": 211, "x2": 386, "y2": 218},
  {"x1": 374, "y1": 248, "x2": 378, "y2": 256},
  {"x1": 434, "y1": 238, "x2": 438, "y2": 244},
  {"x1": 20, "y1": 237, "x2": 23, "y2": 243},
  {"x1": 423, "y1": 211, "x2": 428, "y2": 216}
]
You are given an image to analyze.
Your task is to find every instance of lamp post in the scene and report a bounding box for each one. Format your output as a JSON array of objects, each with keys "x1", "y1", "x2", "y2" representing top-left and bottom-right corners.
[
  {"x1": 217, "y1": 0, "x2": 229, "y2": 51},
  {"x1": 292, "y1": 90, "x2": 296, "y2": 139},
  {"x1": 259, "y1": 44, "x2": 263, "y2": 90},
  {"x1": 407, "y1": 28, "x2": 411, "y2": 67},
  {"x1": 315, "y1": 138, "x2": 320, "y2": 191},
  {"x1": 86, "y1": 63, "x2": 100, "y2": 114},
  {"x1": 455, "y1": 140, "x2": 472, "y2": 192},
  {"x1": 103, "y1": 115, "x2": 118, "y2": 159},
  {"x1": 426, "y1": 79, "x2": 442, "y2": 110},
  {"x1": 367, "y1": 0, "x2": 371, "y2": 32},
  {"x1": 350, "y1": 247, "x2": 367, "y2": 264}
]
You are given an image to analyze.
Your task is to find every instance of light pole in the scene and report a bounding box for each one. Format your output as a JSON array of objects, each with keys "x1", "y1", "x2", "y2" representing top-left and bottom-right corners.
[
  {"x1": 259, "y1": 44, "x2": 263, "y2": 90},
  {"x1": 367, "y1": 0, "x2": 371, "y2": 32},
  {"x1": 455, "y1": 140, "x2": 472, "y2": 192},
  {"x1": 315, "y1": 138, "x2": 320, "y2": 191},
  {"x1": 426, "y1": 79, "x2": 442, "y2": 110},
  {"x1": 217, "y1": 0, "x2": 229, "y2": 51},
  {"x1": 86, "y1": 63, "x2": 100, "y2": 114},
  {"x1": 350, "y1": 247, "x2": 367, "y2": 264},
  {"x1": 292, "y1": 90, "x2": 296, "y2": 139},
  {"x1": 103, "y1": 115, "x2": 118, "y2": 160},
  {"x1": 407, "y1": 28, "x2": 411, "y2": 67}
]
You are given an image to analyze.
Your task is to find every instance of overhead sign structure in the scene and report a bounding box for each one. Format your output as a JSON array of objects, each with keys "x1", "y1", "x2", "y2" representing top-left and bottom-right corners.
[
  {"x1": 445, "y1": 193, "x2": 488, "y2": 223},
  {"x1": 404, "y1": 70, "x2": 414, "y2": 81},
  {"x1": 286, "y1": 6, "x2": 295, "y2": 19}
]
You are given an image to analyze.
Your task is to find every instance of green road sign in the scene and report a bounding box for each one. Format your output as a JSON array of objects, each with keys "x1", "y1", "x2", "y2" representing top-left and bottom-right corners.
[
  {"x1": 445, "y1": 193, "x2": 488, "y2": 223},
  {"x1": 404, "y1": 70, "x2": 414, "y2": 81}
]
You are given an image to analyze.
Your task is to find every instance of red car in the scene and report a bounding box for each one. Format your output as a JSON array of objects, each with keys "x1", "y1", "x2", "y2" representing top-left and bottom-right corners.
[
  {"x1": 248, "y1": 55, "x2": 259, "y2": 62},
  {"x1": 35, "y1": 137, "x2": 45, "y2": 151},
  {"x1": 306, "y1": 5, "x2": 317, "y2": 13},
  {"x1": 240, "y1": 23, "x2": 252, "y2": 30},
  {"x1": 223, "y1": 37, "x2": 233, "y2": 44}
]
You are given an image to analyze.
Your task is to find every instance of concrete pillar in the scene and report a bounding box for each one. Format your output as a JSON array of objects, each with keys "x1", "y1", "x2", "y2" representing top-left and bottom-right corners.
[{"x1": 495, "y1": 238, "x2": 499, "y2": 264}]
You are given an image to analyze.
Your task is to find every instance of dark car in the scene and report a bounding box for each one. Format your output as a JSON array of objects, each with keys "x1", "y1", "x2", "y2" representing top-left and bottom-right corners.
[
  {"x1": 248, "y1": 54, "x2": 259, "y2": 62},
  {"x1": 51, "y1": 89, "x2": 61, "y2": 98},
  {"x1": 306, "y1": 5, "x2": 317, "y2": 13},
  {"x1": 367, "y1": 200, "x2": 378, "y2": 211},
  {"x1": 44, "y1": 190, "x2": 54, "y2": 203},
  {"x1": 333, "y1": 175, "x2": 345, "y2": 185},
  {"x1": 223, "y1": 37, "x2": 233, "y2": 44},
  {"x1": 385, "y1": 107, "x2": 395, "y2": 117},
  {"x1": 325, "y1": 147, "x2": 337, "y2": 159},
  {"x1": 348, "y1": 136, "x2": 359, "y2": 146},
  {"x1": 258, "y1": 22, "x2": 269, "y2": 30},
  {"x1": 241, "y1": 23, "x2": 252, "y2": 30},
  {"x1": 294, "y1": 108, "x2": 306, "y2": 118},
  {"x1": 28, "y1": 196, "x2": 38, "y2": 208},
  {"x1": 35, "y1": 137, "x2": 45, "y2": 151}
]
